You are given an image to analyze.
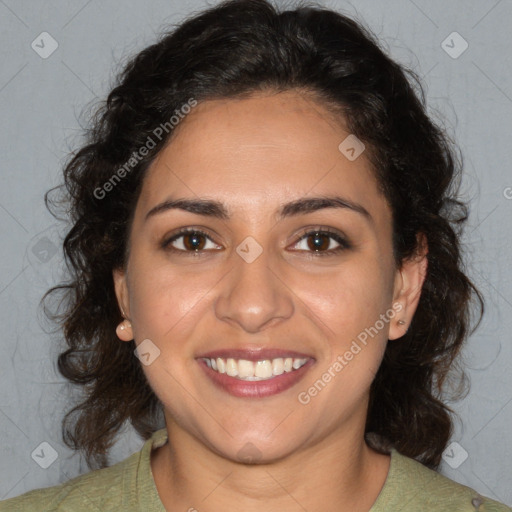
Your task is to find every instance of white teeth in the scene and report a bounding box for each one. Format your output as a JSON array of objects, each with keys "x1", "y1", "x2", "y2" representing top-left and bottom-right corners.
[
  {"x1": 272, "y1": 358, "x2": 284, "y2": 375},
  {"x1": 202, "y1": 356, "x2": 309, "y2": 381},
  {"x1": 255, "y1": 360, "x2": 273, "y2": 378},
  {"x1": 216, "y1": 357, "x2": 225, "y2": 373},
  {"x1": 238, "y1": 359, "x2": 254, "y2": 378},
  {"x1": 292, "y1": 358, "x2": 303, "y2": 369},
  {"x1": 226, "y1": 358, "x2": 238, "y2": 377}
]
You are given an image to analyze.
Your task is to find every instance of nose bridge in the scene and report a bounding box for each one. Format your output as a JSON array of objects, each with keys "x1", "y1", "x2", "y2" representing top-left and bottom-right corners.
[{"x1": 214, "y1": 237, "x2": 294, "y2": 332}]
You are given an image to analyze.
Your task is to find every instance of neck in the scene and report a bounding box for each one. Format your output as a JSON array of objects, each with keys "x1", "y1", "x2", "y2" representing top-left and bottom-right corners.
[{"x1": 151, "y1": 420, "x2": 391, "y2": 512}]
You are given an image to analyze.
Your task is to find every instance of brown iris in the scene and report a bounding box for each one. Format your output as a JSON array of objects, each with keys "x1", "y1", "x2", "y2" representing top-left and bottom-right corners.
[
  {"x1": 307, "y1": 232, "x2": 330, "y2": 251},
  {"x1": 183, "y1": 232, "x2": 207, "y2": 251}
]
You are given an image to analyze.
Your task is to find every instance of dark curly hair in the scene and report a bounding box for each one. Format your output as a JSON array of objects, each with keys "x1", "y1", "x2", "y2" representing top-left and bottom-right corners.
[{"x1": 43, "y1": 0, "x2": 483, "y2": 471}]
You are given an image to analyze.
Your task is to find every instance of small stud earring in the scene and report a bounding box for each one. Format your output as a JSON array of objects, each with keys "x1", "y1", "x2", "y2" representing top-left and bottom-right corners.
[
  {"x1": 116, "y1": 319, "x2": 133, "y2": 342},
  {"x1": 119, "y1": 320, "x2": 132, "y2": 330},
  {"x1": 398, "y1": 319, "x2": 406, "y2": 326}
]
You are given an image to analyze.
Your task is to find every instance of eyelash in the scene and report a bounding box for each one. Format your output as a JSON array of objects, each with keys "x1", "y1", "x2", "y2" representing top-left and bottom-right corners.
[{"x1": 161, "y1": 227, "x2": 352, "y2": 257}]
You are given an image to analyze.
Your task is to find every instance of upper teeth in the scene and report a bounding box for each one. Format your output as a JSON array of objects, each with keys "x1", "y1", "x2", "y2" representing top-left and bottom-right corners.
[{"x1": 203, "y1": 357, "x2": 309, "y2": 381}]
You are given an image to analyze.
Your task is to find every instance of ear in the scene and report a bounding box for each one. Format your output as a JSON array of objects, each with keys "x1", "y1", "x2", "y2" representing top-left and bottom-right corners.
[
  {"x1": 113, "y1": 267, "x2": 133, "y2": 342},
  {"x1": 388, "y1": 233, "x2": 428, "y2": 341}
]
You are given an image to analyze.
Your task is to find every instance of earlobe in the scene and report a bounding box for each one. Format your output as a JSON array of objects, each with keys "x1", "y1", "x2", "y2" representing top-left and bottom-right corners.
[
  {"x1": 388, "y1": 234, "x2": 428, "y2": 340},
  {"x1": 113, "y1": 268, "x2": 133, "y2": 342}
]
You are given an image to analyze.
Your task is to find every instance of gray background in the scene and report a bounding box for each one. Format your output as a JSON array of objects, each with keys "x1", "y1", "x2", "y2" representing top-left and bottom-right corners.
[{"x1": 1, "y1": 0, "x2": 511, "y2": 506}]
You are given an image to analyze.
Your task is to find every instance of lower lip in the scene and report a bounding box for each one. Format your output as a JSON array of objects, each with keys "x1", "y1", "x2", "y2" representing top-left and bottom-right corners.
[{"x1": 197, "y1": 358, "x2": 315, "y2": 398}]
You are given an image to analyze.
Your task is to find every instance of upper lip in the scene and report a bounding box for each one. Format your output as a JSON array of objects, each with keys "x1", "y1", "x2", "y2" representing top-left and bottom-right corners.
[{"x1": 196, "y1": 348, "x2": 314, "y2": 362}]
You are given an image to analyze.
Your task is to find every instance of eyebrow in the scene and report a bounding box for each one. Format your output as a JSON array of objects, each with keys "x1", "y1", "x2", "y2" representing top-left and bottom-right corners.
[{"x1": 145, "y1": 195, "x2": 372, "y2": 223}]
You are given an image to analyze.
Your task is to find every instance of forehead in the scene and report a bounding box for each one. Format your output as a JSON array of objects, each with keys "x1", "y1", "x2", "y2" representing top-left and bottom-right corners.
[{"x1": 137, "y1": 90, "x2": 389, "y2": 224}]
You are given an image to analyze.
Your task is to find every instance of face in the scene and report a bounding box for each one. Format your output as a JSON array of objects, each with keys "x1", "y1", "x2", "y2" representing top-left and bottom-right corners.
[{"x1": 114, "y1": 89, "x2": 426, "y2": 463}]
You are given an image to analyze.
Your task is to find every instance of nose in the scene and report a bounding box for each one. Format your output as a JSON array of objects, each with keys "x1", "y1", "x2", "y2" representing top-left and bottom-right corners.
[{"x1": 214, "y1": 243, "x2": 294, "y2": 333}]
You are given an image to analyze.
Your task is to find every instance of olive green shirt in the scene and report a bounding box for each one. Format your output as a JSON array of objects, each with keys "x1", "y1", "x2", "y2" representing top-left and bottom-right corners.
[{"x1": 1, "y1": 428, "x2": 510, "y2": 511}]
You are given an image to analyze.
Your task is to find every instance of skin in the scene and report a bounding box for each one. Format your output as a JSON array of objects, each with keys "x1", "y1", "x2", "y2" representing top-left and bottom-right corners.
[{"x1": 113, "y1": 89, "x2": 427, "y2": 512}]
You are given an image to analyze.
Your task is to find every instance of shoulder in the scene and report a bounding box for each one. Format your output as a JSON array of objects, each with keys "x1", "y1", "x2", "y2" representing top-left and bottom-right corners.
[
  {"x1": 0, "y1": 453, "x2": 138, "y2": 512},
  {"x1": 0, "y1": 429, "x2": 168, "y2": 512},
  {"x1": 371, "y1": 448, "x2": 512, "y2": 512}
]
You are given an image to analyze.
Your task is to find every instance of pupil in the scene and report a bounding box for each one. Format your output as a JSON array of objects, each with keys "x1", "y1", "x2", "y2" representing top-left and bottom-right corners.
[
  {"x1": 185, "y1": 233, "x2": 204, "y2": 250},
  {"x1": 309, "y1": 232, "x2": 328, "y2": 251}
]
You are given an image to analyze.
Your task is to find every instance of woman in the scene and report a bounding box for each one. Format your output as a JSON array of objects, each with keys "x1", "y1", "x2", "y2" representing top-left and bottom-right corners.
[{"x1": 1, "y1": 0, "x2": 510, "y2": 510}]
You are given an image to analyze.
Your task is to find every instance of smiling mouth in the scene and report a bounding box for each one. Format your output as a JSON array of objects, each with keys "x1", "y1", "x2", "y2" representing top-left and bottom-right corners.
[
  {"x1": 195, "y1": 347, "x2": 315, "y2": 398},
  {"x1": 200, "y1": 356, "x2": 310, "y2": 381}
]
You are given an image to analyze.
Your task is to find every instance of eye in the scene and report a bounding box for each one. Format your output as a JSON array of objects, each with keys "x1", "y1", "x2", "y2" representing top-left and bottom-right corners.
[
  {"x1": 291, "y1": 229, "x2": 351, "y2": 255},
  {"x1": 162, "y1": 229, "x2": 222, "y2": 253},
  {"x1": 162, "y1": 227, "x2": 351, "y2": 256}
]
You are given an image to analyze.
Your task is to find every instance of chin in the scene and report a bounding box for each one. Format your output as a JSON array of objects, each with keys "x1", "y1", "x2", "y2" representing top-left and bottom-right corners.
[{"x1": 205, "y1": 431, "x2": 305, "y2": 465}]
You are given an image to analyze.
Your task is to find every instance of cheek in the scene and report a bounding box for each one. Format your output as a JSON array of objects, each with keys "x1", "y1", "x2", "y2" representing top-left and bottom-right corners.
[
  {"x1": 127, "y1": 258, "x2": 217, "y2": 338},
  {"x1": 297, "y1": 260, "x2": 394, "y2": 337},
  {"x1": 294, "y1": 257, "x2": 393, "y2": 394}
]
